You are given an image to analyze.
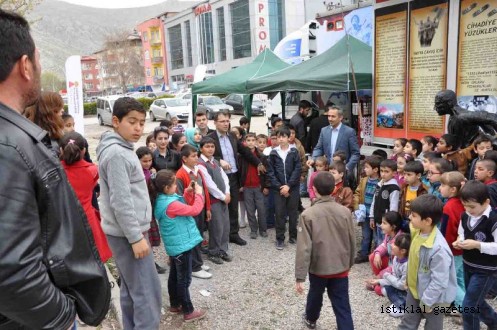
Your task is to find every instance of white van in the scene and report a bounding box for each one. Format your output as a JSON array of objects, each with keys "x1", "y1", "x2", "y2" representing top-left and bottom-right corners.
[{"x1": 96, "y1": 95, "x2": 121, "y2": 126}]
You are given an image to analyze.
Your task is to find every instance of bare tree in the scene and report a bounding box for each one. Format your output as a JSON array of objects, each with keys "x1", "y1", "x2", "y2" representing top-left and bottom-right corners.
[
  {"x1": 98, "y1": 29, "x2": 144, "y2": 94},
  {"x1": 0, "y1": 0, "x2": 42, "y2": 16}
]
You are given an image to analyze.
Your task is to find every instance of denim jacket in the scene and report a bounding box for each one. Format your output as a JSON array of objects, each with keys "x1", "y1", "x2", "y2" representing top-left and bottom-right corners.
[{"x1": 411, "y1": 226, "x2": 457, "y2": 308}]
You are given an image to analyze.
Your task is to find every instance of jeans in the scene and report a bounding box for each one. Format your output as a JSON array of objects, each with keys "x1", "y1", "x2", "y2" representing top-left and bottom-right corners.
[
  {"x1": 375, "y1": 225, "x2": 385, "y2": 247},
  {"x1": 274, "y1": 188, "x2": 299, "y2": 242},
  {"x1": 359, "y1": 221, "x2": 373, "y2": 257},
  {"x1": 462, "y1": 266, "x2": 497, "y2": 330},
  {"x1": 169, "y1": 249, "x2": 194, "y2": 315},
  {"x1": 454, "y1": 255, "x2": 466, "y2": 308},
  {"x1": 306, "y1": 274, "x2": 354, "y2": 330},
  {"x1": 384, "y1": 285, "x2": 406, "y2": 308},
  {"x1": 265, "y1": 190, "x2": 275, "y2": 228}
]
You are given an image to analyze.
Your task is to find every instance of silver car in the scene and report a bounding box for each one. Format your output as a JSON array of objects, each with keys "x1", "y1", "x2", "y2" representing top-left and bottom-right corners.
[
  {"x1": 149, "y1": 98, "x2": 191, "y2": 122},
  {"x1": 96, "y1": 95, "x2": 121, "y2": 126},
  {"x1": 198, "y1": 96, "x2": 234, "y2": 120}
]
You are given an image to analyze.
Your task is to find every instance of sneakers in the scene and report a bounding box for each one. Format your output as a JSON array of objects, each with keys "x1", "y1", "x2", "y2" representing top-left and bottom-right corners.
[
  {"x1": 184, "y1": 309, "x2": 206, "y2": 322},
  {"x1": 354, "y1": 255, "x2": 369, "y2": 264},
  {"x1": 250, "y1": 232, "x2": 257, "y2": 239},
  {"x1": 276, "y1": 240, "x2": 284, "y2": 250},
  {"x1": 288, "y1": 238, "x2": 296, "y2": 244},
  {"x1": 389, "y1": 304, "x2": 404, "y2": 318},
  {"x1": 302, "y1": 313, "x2": 316, "y2": 329},
  {"x1": 260, "y1": 231, "x2": 268, "y2": 238},
  {"x1": 381, "y1": 287, "x2": 387, "y2": 297},
  {"x1": 169, "y1": 306, "x2": 182, "y2": 314},
  {"x1": 201, "y1": 264, "x2": 210, "y2": 271},
  {"x1": 208, "y1": 254, "x2": 223, "y2": 265},
  {"x1": 192, "y1": 269, "x2": 212, "y2": 279},
  {"x1": 220, "y1": 252, "x2": 233, "y2": 262}
]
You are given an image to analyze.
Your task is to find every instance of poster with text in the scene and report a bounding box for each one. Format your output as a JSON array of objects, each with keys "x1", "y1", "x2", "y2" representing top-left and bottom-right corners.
[
  {"x1": 407, "y1": 0, "x2": 448, "y2": 139},
  {"x1": 457, "y1": 0, "x2": 497, "y2": 114},
  {"x1": 374, "y1": 4, "x2": 408, "y2": 139}
]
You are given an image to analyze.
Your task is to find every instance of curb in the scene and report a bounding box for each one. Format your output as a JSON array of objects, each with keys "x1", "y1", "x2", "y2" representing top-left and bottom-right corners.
[{"x1": 105, "y1": 265, "x2": 123, "y2": 329}]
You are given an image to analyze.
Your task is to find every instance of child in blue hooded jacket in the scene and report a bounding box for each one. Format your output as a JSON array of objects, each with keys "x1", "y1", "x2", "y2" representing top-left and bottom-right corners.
[{"x1": 153, "y1": 169, "x2": 207, "y2": 323}]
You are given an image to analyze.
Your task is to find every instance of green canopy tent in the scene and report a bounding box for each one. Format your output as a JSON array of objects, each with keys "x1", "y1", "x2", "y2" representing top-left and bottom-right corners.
[
  {"x1": 191, "y1": 48, "x2": 290, "y2": 124},
  {"x1": 246, "y1": 36, "x2": 372, "y2": 93}
]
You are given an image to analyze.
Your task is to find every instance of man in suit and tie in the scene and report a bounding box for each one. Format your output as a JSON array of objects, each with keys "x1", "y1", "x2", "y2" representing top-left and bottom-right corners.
[
  {"x1": 306, "y1": 105, "x2": 360, "y2": 172},
  {"x1": 207, "y1": 111, "x2": 265, "y2": 246}
]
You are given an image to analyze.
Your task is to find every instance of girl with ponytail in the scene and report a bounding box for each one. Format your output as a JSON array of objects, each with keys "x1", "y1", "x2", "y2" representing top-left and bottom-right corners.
[{"x1": 60, "y1": 132, "x2": 112, "y2": 262}]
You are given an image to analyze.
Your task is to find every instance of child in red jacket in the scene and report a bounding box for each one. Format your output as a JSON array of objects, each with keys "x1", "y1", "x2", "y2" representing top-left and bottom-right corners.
[
  {"x1": 439, "y1": 171, "x2": 466, "y2": 311},
  {"x1": 60, "y1": 132, "x2": 112, "y2": 263}
]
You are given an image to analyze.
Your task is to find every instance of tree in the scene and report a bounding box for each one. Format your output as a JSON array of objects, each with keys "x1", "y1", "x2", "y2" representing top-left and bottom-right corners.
[
  {"x1": 0, "y1": 0, "x2": 42, "y2": 16},
  {"x1": 98, "y1": 29, "x2": 144, "y2": 94},
  {"x1": 41, "y1": 71, "x2": 65, "y2": 92}
]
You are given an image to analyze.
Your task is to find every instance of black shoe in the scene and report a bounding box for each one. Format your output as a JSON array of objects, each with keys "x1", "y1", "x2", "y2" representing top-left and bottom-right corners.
[
  {"x1": 155, "y1": 262, "x2": 167, "y2": 274},
  {"x1": 288, "y1": 238, "x2": 296, "y2": 244},
  {"x1": 302, "y1": 313, "x2": 316, "y2": 329},
  {"x1": 229, "y1": 236, "x2": 247, "y2": 246},
  {"x1": 207, "y1": 254, "x2": 224, "y2": 265},
  {"x1": 354, "y1": 255, "x2": 369, "y2": 264},
  {"x1": 267, "y1": 224, "x2": 275, "y2": 229},
  {"x1": 220, "y1": 252, "x2": 233, "y2": 262},
  {"x1": 275, "y1": 240, "x2": 284, "y2": 250},
  {"x1": 200, "y1": 246, "x2": 209, "y2": 254}
]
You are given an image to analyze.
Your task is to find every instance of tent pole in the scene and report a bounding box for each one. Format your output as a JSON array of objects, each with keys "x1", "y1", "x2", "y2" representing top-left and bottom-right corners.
[{"x1": 280, "y1": 91, "x2": 286, "y2": 121}]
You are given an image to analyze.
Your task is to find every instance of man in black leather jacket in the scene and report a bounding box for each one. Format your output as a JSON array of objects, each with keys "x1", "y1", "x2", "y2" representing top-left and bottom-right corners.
[{"x1": 0, "y1": 10, "x2": 110, "y2": 329}]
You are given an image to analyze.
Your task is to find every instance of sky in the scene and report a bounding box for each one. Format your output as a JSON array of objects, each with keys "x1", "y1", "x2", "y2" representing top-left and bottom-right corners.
[{"x1": 58, "y1": 0, "x2": 184, "y2": 9}]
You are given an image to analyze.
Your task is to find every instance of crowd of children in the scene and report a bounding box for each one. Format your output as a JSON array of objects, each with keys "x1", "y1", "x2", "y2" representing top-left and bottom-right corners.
[
  {"x1": 348, "y1": 133, "x2": 497, "y2": 330},
  {"x1": 54, "y1": 97, "x2": 497, "y2": 329}
]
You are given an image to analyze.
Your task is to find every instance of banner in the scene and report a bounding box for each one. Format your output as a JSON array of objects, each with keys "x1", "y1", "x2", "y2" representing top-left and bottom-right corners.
[
  {"x1": 65, "y1": 56, "x2": 84, "y2": 135},
  {"x1": 374, "y1": 4, "x2": 408, "y2": 139},
  {"x1": 456, "y1": 0, "x2": 497, "y2": 114},
  {"x1": 407, "y1": 0, "x2": 448, "y2": 139}
]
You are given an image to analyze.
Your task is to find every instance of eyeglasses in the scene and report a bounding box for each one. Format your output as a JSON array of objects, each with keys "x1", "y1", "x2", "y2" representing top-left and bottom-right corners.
[{"x1": 427, "y1": 170, "x2": 441, "y2": 176}]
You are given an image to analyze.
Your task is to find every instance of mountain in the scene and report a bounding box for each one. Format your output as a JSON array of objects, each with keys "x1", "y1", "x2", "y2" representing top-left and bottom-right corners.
[{"x1": 28, "y1": 0, "x2": 200, "y2": 76}]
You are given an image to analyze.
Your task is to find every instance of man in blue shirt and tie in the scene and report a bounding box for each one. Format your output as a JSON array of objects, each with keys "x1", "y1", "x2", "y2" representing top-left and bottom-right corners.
[{"x1": 306, "y1": 105, "x2": 360, "y2": 172}]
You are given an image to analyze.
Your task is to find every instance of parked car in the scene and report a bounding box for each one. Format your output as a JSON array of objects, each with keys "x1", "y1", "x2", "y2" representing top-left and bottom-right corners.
[
  {"x1": 96, "y1": 95, "x2": 122, "y2": 126},
  {"x1": 146, "y1": 91, "x2": 167, "y2": 99},
  {"x1": 197, "y1": 96, "x2": 234, "y2": 119},
  {"x1": 149, "y1": 98, "x2": 190, "y2": 122},
  {"x1": 223, "y1": 93, "x2": 265, "y2": 116}
]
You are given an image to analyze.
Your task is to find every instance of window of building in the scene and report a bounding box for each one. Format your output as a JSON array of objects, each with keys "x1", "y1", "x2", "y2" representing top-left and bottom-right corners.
[
  {"x1": 230, "y1": 0, "x2": 251, "y2": 59},
  {"x1": 198, "y1": 12, "x2": 214, "y2": 64},
  {"x1": 154, "y1": 66, "x2": 163, "y2": 77},
  {"x1": 152, "y1": 49, "x2": 161, "y2": 58},
  {"x1": 146, "y1": 67, "x2": 151, "y2": 77},
  {"x1": 168, "y1": 24, "x2": 183, "y2": 69},
  {"x1": 217, "y1": 7, "x2": 226, "y2": 61},
  {"x1": 84, "y1": 73, "x2": 93, "y2": 80},
  {"x1": 84, "y1": 83, "x2": 93, "y2": 90},
  {"x1": 144, "y1": 50, "x2": 150, "y2": 60},
  {"x1": 172, "y1": 74, "x2": 185, "y2": 82},
  {"x1": 268, "y1": 0, "x2": 285, "y2": 50},
  {"x1": 142, "y1": 31, "x2": 148, "y2": 42},
  {"x1": 184, "y1": 20, "x2": 193, "y2": 67}
]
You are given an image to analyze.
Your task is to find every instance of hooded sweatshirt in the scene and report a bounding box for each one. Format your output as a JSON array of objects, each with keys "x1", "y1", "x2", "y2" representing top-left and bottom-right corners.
[{"x1": 96, "y1": 131, "x2": 152, "y2": 244}]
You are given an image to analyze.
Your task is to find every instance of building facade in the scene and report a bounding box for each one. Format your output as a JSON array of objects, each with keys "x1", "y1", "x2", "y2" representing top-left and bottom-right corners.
[
  {"x1": 80, "y1": 55, "x2": 100, "y2": 95},
  {"x1": 162, "y1": 0, "x2": 305, "y2": 90},
  {"x1": 136, "y1": 17, "x2": 170, "y2": 89}
]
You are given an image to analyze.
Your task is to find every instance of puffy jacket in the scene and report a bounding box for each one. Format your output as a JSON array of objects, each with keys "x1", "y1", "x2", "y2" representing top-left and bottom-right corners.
[
  {"x1": 267, "y1": 146, "x2": 302, "y2": 190},
  {"x1": 0, "y1": 103, "x2": 110, "y2": 329},
  {"x1": 155, "y1": 193, "x2": 203, "y2": 257}
]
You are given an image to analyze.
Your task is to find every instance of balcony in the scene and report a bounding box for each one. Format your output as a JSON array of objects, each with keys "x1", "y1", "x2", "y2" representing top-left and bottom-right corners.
[
  {"x1": 151, "y1": 56, "x2": 163, "y2": 64},
  {"x1": 150, "y1": 39, "x2": 162, "y2": 46},
  {"x1": 153, "y1": 76, "x2": 164, "y2": 83}
]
